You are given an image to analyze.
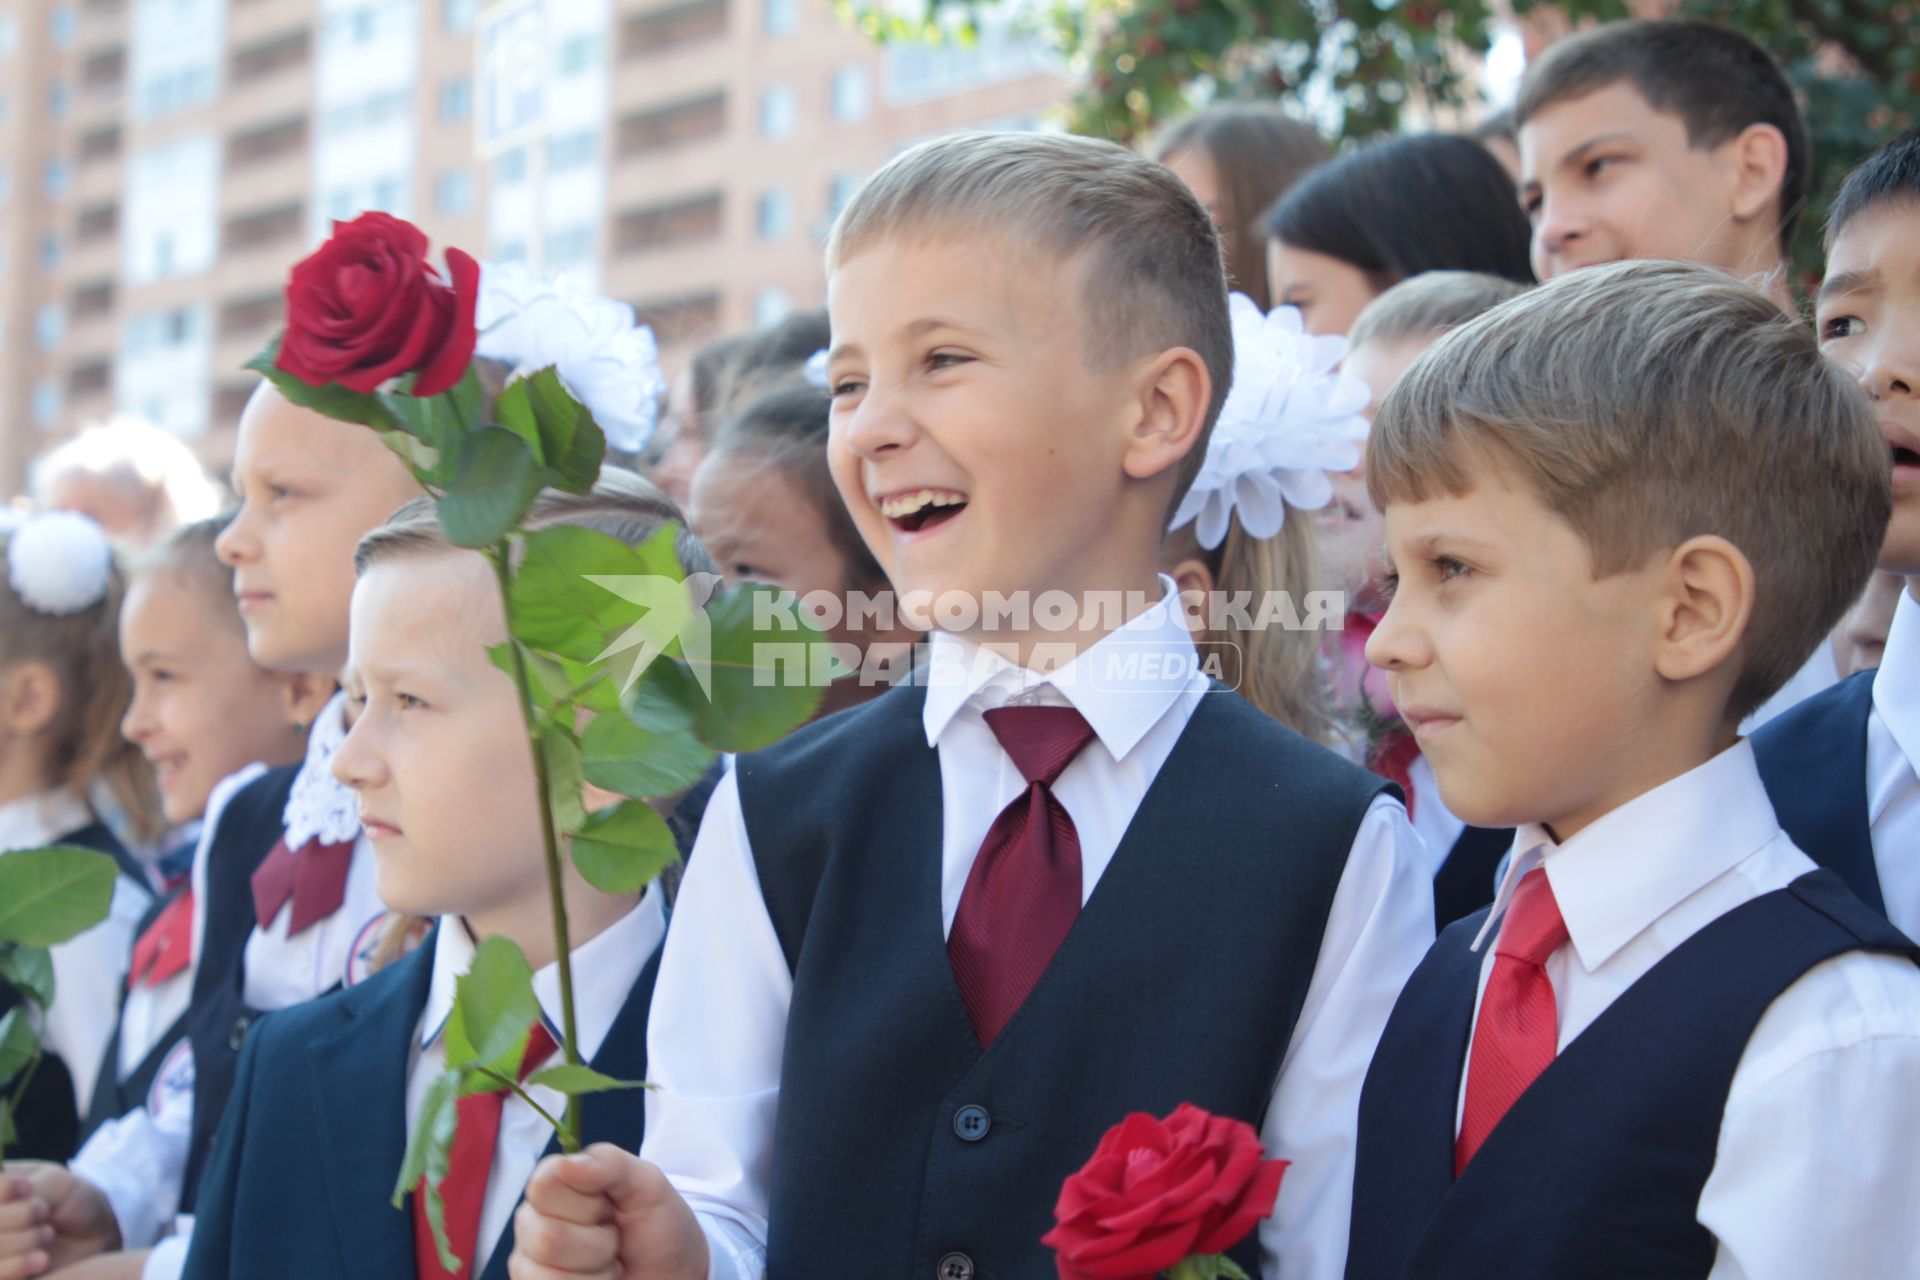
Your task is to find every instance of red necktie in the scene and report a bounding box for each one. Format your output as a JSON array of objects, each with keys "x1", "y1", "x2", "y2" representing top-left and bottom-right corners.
[
  {"x1": 414, "y1": 1020, "x2": 559, "y2": 1280},
  {"x1": 1455, "y1": 868, "x2": 1568, "y2": 1173},
  {"x1": 948, "y1": 704, "x2": 1097, "y2": 1047},
  {"x1": 249, "y1": 835, "x2": 357, "y2": 936},
  {"x1": 127, "y1": 890, "x2": 193, "y2": 990}
]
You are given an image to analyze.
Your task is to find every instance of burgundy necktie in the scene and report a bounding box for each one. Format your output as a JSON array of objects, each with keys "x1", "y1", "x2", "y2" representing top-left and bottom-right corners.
[
  {"x1": 249, "y1": 836, "x2": 357, "y2": 936},
  {"x1": 1455, "y1": 867, "x2": 1568, "y2": 1173},
  {"x1": 414, "y1": 1020, "x2": 559, "y2": 1280},
  {"x1": 127, "y1": 890, "x2": 193, "y2": 990},
  {"x1": 948, "y1": 704, "x2": 1097, "y2": 1047}
]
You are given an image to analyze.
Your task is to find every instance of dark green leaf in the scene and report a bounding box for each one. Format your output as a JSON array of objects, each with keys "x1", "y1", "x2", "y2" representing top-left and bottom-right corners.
[
  {"x1": 543, "y1": 724, "x2": 588, "y2": 836},
  {"x1": 682, "y1": 583, "x2": 825, "y2": 754},
  {"x1": 625, "y1": 658, "x2": 700, "y2": 735},
  {"x1": 0, "y1": 946, "x2": 54, "y2": 1008},
  {"x1": 0, "y1": 1097, "x2": 15, "y2": 1152},
  {"x1": 524, "y1": 1063, "x2": 653, "y2": 1096},
  {"x1": 0, "y1": 846, "x2": 120, "y2": 946},
  {"x1": 526, "y1": 368, "x2": 605, "y2": 495},
  {"x1": 493, "y1": 376, "x2": 547, "y2": 465},
  {"x1": 507, "y1": 524, "x2": 685, "y2": 663},
  {"x1": 0, "y1": 1008, "x2": 37, "y2": 1090},
  {"x1": 392, "y1": 1069, "x2": 461, "y2": 1273},
  {"x1": 245, "y1": 337, "x2": 404, "y2": 431},
  {"x1": 435, "y1": 427, "x2": 544, "y2": 549},
  {"x1": 447, "y1": 936, "x2": 540, "y2": 1074},
  {"x1": 580, "y1": 712, "x2": 716, "y2": 800},
  {"x1": 569, "y1": 800, "x2": 678, "y2": 894}
]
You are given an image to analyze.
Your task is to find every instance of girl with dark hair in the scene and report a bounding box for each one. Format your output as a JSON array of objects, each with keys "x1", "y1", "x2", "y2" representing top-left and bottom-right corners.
[
  {"x1": 1154, "y1": 104, "x2": 1331, "y2": 309},
  {"x1": 1263, "y1": 133, "x2": 1534, "y2": 335}
]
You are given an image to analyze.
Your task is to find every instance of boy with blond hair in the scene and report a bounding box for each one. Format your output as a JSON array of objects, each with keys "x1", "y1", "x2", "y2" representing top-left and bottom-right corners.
[
  {"x1": 511, "y1": 131, "x2": 1435, "y2": 1280},
  {"x1": 1347, "y1": 260, "x2": 1920, "y2": 1280}
]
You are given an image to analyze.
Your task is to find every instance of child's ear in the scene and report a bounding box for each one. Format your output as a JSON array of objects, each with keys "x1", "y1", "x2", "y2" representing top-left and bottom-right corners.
[
  {"x1": 1723, "y1": 122, "x2": 1790, "y2": 227},
  {"x1": 1652, "y1": 535, "x2": 1755, "y2": 685},
  {"x1": 1165, "y1": 555, "x2": 1216, "y2": 606},
  {"x1": 280, "y1": 672, "x2": 340, "y2": 735},
  {"x1": 1122, "y1": 347, "x2": 1211, "y2": 484},
  {"x1": 0, "y1": 661, "x2": 62, "y2": 737}
]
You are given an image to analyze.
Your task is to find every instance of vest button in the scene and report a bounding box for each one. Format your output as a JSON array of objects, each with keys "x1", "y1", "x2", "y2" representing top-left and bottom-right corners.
[
  {"x1": 937, "y1": 1252, "x2": 974, "y2": 1280},
  {"x1": 228, "y1": 1014, "x2": 251, "y2": 1051},
  {"x1": 952, "y1": 1104, "x2": 991, "y2": 1142}
]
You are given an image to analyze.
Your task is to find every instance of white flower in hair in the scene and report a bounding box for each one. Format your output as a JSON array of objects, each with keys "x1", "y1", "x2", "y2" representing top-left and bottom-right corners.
[
  {"x1": 1169, "y1": 294, "x2": 1371, "y2": 550},
  {"x1": 475, "y1": 263, "x2": 669, "y2": 454},
  {"x1": 803, "y1": 348, "x2": 830, "y2": 390},
  {"x1": 8, "y1": 510, "x2": 112, "y2": 615}
]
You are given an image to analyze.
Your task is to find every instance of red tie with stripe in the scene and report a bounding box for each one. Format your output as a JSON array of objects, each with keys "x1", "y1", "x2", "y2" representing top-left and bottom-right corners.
[
  {"x1": 948, "y1": 704, "x2": 1097, "y2": 1047},
  {"x1": 414, "y1": 1021, "x2": 559, "y2": 1279},
  {"x1": 1455, "y1": 867, "x2": 1568, "y2": 1173},
  {"x1": 127, "y1": 890, "x2": 194, "y2": 990},
  {"x1": 249, "y1": 836, "x2": 356, "y2": 936}
]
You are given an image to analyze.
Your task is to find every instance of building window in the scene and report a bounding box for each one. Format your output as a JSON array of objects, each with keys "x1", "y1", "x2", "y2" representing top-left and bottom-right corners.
[
  {"x1": 32, "y1": 380, "x2": 62, "y2": 429},
  {"x1": 41, "y1": 232, "x2": 61, "y2": 271},
  {"x1": 45, "y1": 160, "x2": 70, "y2": 200},
  {"x1": 373, "y1": 174, "x2": 405, "y2": 213},
  {"x1": 435, "y1": 168, "x2": 473, "y2": 216},
  {"x1": 764, "y1": 0, "x2": 797, "y2": 36},
  {"x1": 546, "y1": 128, "x2": 599, "y2": 172},
  {"x1": 760, "y1": 84, "x2": 796, "y2": 139},
  {"x1": 826, "y1": 171, "x2": 861, "y2": 220},
  {"x1": 439, "y1": 76, "x2": 471, "y2": 123},
  {"x1": 754, "y1": 288, "x2": 792, "y2": 328},
  {"x1": 0, "y1": 15, "x2": 18, "y2": 58},
  {"x1": 35, "y1": 304, "x2": 64, "y2": 351},
  {"x1": 831, "y1": 67, "x2": 869, "y2": 123},
  {"x1": 756, "y1": 189, "x2": 791, "y2": 242},
  {"x1": 493, "y1": 238, "x2": 527, "y2": 264},
  {"x1": 50, "y1": 5, "x2": 77, "y2": 49},
  {"x1": 445, "y1": 0, "x2": 477, "y2": 34},
  {"x1": 324, "y1": 187, "x2": 355, "y2": 221},
  {"x1": 48, "y1": 81, "x2": 70, "y2": 122},
  {"x1": 123, "y1": 134, "x2": 220, "y2": 285},
  {"x1": 495, "y1": 145, "x2": 528, "y2": 185},
  {"x1": 132, "y1": 0, "x2": 224, "y2": 120},
  {"x1": 545, "y1": 225, "x2": 595, "y2": 270},
  {"x1": 556, "y1": 33, "x2": 600, "y2": 77}
]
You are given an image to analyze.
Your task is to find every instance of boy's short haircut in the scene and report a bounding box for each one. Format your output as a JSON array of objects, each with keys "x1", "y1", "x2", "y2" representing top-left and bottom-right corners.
[
  {"x1": 825, "y1": 131, "x2": 1232, "y2": 509},
  {"x1": 1347, "y1": 271, "x2": 1532, "y2": 353},
  {"x1": 355, "y1": 466, "x2": 718, "y2": 581},
  {"x1": 1367, "y1": 259, "x2": 1888, "y2": 722},
  {"x1": 1514, "y1": 19, "x2": 1810, "y2": 252},
  {"x1": 1826, "y1": 127, "x2": 1920, "y2": 247}
]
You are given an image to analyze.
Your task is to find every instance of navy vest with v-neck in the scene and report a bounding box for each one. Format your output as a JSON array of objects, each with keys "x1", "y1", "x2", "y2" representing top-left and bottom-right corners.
[
  {"x1": 1752, "y1": 671, "x2": 1886, "y2": 916},
  {"x1": 736, "y1": 682, "x2": 1391, "y2": 1279},
  {"x1": 1346, "y1": 868, "x2": 1918, "y2": 1280}
]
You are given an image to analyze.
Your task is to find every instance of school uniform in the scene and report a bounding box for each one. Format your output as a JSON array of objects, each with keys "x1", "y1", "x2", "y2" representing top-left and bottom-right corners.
[
  {"x1": 0, "y1": 790, "x2": 151, "y2": 1160},
  {"x1": 1347, "y1": 741, "x2": 1920, "y2": 1280},
  {"x1": 83, "y1": 765, "x2": 268, "y2": 1139},
  {"x1": 1753, "y1": 585, "x2": 1919, "y2": 937},
  {"x1": 71, "y1": 693, "x2": 387, "y2": 1280},
  {"x1": 182, "y1": 894, "x2": 666, "y2": 1280},
  {"x1": 641, "y1": 581, "x2": 1435, "y2": 1280}
]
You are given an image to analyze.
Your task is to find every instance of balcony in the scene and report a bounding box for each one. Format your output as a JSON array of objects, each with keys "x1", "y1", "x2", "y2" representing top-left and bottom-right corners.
[
  {"x1": 217, "y1": 289, "x2": 281, "y2": 338},
  {"x1": 617, "y1": 89, "x2": 726, "y2": 158},
  {"x1": 222, "y1": 200, "x2": 304, "y2": 254},
  {"x1": 78, "y1": 124, "x2": 120, "y2": 166},
  {"x1": 613, "y1": 191, "x2": 724, "y2": 256},
  {"x1": 226, "y1": 115, "x2": 308, "y2": 170},
  {"x1": 620, "y1": 0, "x2": 729, "y2": 60},
  {"x1": 630, "y1": 289, "x2": 722, "y2": 348},
  {"x1": 229, "y1": 28, "x2": 310, "y2": 86}
]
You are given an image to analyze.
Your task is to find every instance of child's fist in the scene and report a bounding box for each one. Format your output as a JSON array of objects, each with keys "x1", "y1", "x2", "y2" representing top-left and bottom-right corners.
[
  {"x1": 507, "y1": 1146, "x2": 707, "y2": 1280},
  {"x1": 0, "y1": 1165, "x2": 120, "y2": 1280}
]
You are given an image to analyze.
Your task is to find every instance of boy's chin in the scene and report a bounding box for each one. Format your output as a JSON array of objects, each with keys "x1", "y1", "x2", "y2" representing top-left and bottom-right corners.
[{"x1": 1880, "y1": 507, "x2": 1920, "y2": 578}]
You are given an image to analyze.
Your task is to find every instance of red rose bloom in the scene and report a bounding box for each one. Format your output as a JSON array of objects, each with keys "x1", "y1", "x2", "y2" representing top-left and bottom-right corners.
[
  {"x1": 276, "y1": 212, "x2": 479, "y2": 397},
  {"x1": 1042, "y1": 1104, "x2": 1288, "y2": 1280}
]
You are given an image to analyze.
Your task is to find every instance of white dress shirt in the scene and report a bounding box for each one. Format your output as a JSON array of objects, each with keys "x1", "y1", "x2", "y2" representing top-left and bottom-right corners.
[
  {"x1": 1864, "y1": 584, "x2": 1920, "y2": 939},
  {"x1": 640, "y1": 581, "x2": 1435, "y2": 1280},
  {"x1": 3, "y1": 788, "x2": 147, "y2": 1119},
  {"x1": 1458, "y1": 740, "x2": 1920, "y2": 1279},
  {"x1": 405, "y1": 895, "x2": 666, "y2": 1275},
  {"x1": 74, "y1": 696, "x2": 382, "y2": 1280}
]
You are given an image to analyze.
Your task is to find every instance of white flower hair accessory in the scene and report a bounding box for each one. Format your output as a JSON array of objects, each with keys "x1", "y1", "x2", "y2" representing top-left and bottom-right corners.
[
  {"x1": 474, "y1": 263, "x2": 669, "y2": 454},
  {"x1": 803, "y1": 348, "x2": 830, "y2": 390},
  {"x1": 1169, "y1": 294, "x2": 1371, "y2": 550},
  {"x1": 8, "y1": 510, "x2": 112, "y2": 615}
]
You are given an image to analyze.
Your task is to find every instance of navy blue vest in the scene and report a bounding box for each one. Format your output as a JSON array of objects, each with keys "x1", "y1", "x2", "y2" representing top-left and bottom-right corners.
[
  {"x1": 181, "y1": 924, "x2": 662, "y2": 1280},
  {"x1": 83, "y1": 883, "x2": 192, "y2": 1138},
  {"x1": 178, "y1": 763, "x2": 299, "y2": 1210},
  {"x1": 736, "y1": 683, "x2": 1391, "y2": 1280},
  {"x1": 1347, "y1": 869, "x2": 1918, "y2": 1280},
  {"x1": 1752, "y1": 671, "x2": 1885, "y2": 915},
  {"x1": 4, "y1": 819, "x2": 145, "y2": 1161},
  {"x1": 1431, "y1": 824, "x2": 1510, "y2": 930}
]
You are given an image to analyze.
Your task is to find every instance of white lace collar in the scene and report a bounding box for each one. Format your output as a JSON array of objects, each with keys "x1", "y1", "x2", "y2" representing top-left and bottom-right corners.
[{"x1": 282, "y1": 690, "x2": 361, "y2": 848}]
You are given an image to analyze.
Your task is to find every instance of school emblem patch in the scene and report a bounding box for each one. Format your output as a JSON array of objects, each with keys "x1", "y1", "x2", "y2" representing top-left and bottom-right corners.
[{"x1": 147, "y1": 1038, "x2": 195, "y2": 1128}]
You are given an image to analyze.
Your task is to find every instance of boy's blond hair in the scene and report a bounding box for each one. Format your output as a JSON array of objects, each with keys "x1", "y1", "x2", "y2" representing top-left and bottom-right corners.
[
  {"x1": 1347, "y1": 271, "x2": 1532, "y2": 353},
  {"x1": 1368, "y1": 259, "x2": 1888, "y2": 721},
  {"x1": 826, "y1": 131, "x2": 1232, "y2": 510}
]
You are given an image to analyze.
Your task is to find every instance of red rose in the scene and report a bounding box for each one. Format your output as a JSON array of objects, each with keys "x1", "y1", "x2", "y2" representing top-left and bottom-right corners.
[
  {"x1": 276, "y1": 212, "x2": 479, "y2": 397},
  {"x1": 1042, "y1": 1104, "x2": 1288, "y2": 1280}
]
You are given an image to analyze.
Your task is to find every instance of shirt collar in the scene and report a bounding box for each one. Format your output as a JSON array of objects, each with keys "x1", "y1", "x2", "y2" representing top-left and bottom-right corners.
[
  {"x1": 0, "y1": 788, "x2": 93, "y2": 853},
  {"x1": 919, "y1": 575, "x2": 1199, "y2": 762},
  {"x1": 1873, "y1": 584, "x2": 1920, "y2": 778},
  {"x1": 421, "y1": 889, "x2": 666, "y2": 1058},
  {"x1": 283, "y1": 690, "x2": 361, "y2": 848},
  {"x1": 1470, "y1": 739, "x2": 1780, "y2": 972}
]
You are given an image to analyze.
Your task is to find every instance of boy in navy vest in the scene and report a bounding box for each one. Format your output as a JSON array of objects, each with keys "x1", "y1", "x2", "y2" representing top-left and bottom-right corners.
[
  {"x1": 510, "y1": 132, "x2": 1435, "y2": 1280},
  {"x1": 1754, "y1": 128, "x2": 1920, "y2": 938},
  {"x1": 1346, "y1": 260, "x2": 1920, "y2": 1280}
]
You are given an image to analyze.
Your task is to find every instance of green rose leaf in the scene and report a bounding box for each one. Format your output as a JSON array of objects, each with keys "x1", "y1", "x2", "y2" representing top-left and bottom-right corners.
[
  {"x1": 435, "y1": 426, "x2": 545, "y2": 549},
  {"x1": 508, "y1": 524, "x2": 685, "y2": 663},
  {"x1": 683, "y1": 583, "x2": 825, "y2": 754},
  {"x1": 580, "y1": 712, "x2": 716, "y2": 800},
  {"x1": 524, "y1": 1063, "x2": 653, "y2": 1097},
  {"x1": 625, "y1": 657, "x2": 701, "y2": 735},
  {"x1": 569, "y1": 799, "x2": 678, "y2": 894},
  {"x1": 494, "y1": 374, "x2": 547, "y2": 466},
  {"x1": 543, "y1": 724, "x2": 588, "y2": 837},
  {"x1": 0, "y1": 1008, "x2": 37, "y2": 1090},
  {"x1": 0, "y1": 846, "x2": 120, "y2": 946},
  {"x1": 445, "y1": 936, "x2": 541, "y2": 1076},
  {"x1": 527, "y1": 368, "x2": 606, "y2": 496},
  {"x1": 0, "y1": 946, "x2": 55, "y2": 1008},
  {"x1": 392, "y1": 1068, "x2": 461, "y2": 1273},
  {"x1": 246, "y1": 338, "x2": 404, "y2": 432}
]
